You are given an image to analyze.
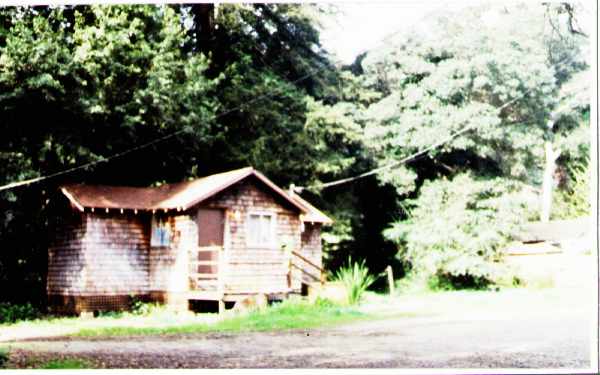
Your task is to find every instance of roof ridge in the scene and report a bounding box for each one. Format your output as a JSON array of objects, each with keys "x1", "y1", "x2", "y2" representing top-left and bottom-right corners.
[
  {"x1": 61, "y1": 166, "x2": 256, "y2": 190},
  {"x1": 60, "y1": 166, "x2": 321, "y2": 219}
]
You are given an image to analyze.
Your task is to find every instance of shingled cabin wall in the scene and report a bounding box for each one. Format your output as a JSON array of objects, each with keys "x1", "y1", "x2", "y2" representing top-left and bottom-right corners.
[
  {"x1": 47, "y1": 209, "x2": 87, "y2": 314},
  {"x1": 148, "y1": 214, "x2": 197, "y2": 311},
  {"x1": 200, "y1": 177, "x2": 303, "y2": 295},
  {"x1": 48, "y1": 211, "x2": 152, "y2": 314}
]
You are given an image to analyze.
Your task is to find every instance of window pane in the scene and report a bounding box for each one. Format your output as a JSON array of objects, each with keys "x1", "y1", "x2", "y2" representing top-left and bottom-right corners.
[
  {"x1": 151, "y1": 217, "x2": 170, "y2": 247},
  {"x1": 247, "y1": 213, "x2": 277, "y2": 246},
  {"x1": 261, "y1": 215, "x2": 270, "y2": 244},
  {"x1": 248, "y1": 214, "x2": 260, "y2": 245}
]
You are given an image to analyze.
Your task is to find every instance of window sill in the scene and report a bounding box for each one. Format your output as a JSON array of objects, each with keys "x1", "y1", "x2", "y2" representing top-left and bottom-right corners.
[{"x1": 245, "y1": 245, "x2": 281, "y2": 250}]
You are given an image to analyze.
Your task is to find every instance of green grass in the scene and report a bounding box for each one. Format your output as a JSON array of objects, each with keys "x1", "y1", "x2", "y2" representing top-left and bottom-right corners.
[
  {"x1": 74, "y1": 299, "x2": 368, "y2": 337},
  {"x1": 39, "y1": 359, "x2": 90, "y2": 369}
]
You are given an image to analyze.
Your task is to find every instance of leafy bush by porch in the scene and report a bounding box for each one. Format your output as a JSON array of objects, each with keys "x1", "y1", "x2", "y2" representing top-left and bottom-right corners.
[
  {"x1": 384, "y1": 174, "x2": 538, "y2": 289},
  {"x1": 334, "y1": 259, "x2": 377, "y2": 304}
]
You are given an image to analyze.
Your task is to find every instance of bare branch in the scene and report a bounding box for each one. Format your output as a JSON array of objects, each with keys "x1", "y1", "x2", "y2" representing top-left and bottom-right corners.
[{"x1": 563, "y1": 3, "x2": 588, "y2": 38}]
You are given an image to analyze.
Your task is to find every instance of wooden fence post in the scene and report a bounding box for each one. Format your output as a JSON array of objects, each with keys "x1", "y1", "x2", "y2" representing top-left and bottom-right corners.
[{"x1": 386, "y1": 265, "x2": 395, "y2": 295}]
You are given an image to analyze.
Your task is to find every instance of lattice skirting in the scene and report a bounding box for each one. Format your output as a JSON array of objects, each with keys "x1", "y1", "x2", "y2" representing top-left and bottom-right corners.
[
  {"x1": 47, "y1": 294, "x2": 151, "y2": 315},
  {"x1": 48, "y1": 292, "x2": 189, "y2": 315}
]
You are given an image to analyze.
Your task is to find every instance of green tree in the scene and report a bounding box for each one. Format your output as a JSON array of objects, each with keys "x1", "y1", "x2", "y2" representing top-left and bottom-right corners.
[
  {"x1": 361, "y1": 3, "x2": 588, "y2": 194},
  {"x1": 384, "y1": 174, "x2": 538, "y2": 288},
  {"x1": 0, "y1": 5, "x2": 219, "y2": 304},
  {"x1": 354, "y1": 3, "x2": 589, "y2": 287},
  {"x1": 180, "y1": 3, "x2": 342, "y2": 185},
  {"x1": 0, "y1": 4, "x2": 358, "y2": 304}
]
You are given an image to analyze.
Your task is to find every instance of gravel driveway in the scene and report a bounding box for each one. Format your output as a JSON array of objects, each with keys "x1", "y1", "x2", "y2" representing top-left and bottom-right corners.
[{"x1": 6, "y1": 297, "x2": 594, "y2": 369}]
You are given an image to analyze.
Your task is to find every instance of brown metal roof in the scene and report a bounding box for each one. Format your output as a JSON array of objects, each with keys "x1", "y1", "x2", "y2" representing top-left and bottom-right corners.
[{"x1": 60, "y1": 167, "x2": 332, "y2": 223}]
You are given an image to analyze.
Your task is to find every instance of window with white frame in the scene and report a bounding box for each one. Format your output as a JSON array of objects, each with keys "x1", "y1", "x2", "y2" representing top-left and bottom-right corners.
[
  {"x1": 246, "y1": 212, "x2": 276, "y2": 247},
  {"x1": 151, "y1": 216, "x2": 171, "y2": 247}
]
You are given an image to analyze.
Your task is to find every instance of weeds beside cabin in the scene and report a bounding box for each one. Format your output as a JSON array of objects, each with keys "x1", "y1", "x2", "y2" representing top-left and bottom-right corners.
[{"x1": 48, "y1": 167, "x2": 332, "y2": 315}]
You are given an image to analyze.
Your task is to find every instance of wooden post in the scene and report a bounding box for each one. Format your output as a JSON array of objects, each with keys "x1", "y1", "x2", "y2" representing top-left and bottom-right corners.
[
  {"x1": 217, "y1": 247, "x2": 224, "y2": 313},
  {"x1": 217, "y1": 213, "x2": 229, "y2": 314},
  {"x1": 287, "y1": 252, "x2": 293, "y2": 290},
  {"x1": 386, "y1": 265, "x2": 395, "y2": 295}
]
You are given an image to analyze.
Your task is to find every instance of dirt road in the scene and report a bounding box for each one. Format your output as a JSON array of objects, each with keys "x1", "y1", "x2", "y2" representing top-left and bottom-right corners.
[{"x1": 6, "y1": 298, "x2": 594, "y2": 369}]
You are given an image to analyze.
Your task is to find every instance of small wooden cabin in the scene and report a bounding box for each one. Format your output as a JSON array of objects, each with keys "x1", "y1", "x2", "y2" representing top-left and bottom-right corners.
[{"x1": 48, "y1": 167, "x2": 332, "y2": 314}]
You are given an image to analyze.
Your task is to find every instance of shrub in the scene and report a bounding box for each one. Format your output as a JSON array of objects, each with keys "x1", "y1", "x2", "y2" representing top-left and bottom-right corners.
[
  {"x1": 384, "y1": 173, "x2": 537, "y2": 289},
  {"x1": 0, "y1": 347, "x2": 9, "y2": 368},
  {"x1": 129, "y1": 296, "x2": 160, "y2": 316},
  {"x1": 96, "y1": 310, "x2": 124, "y2": 318},
  {"x1": 552, "y1": 159, "x2": 590, "y2": 219},
  {"x1": 427, "y1": 272, "x2": 491, "y2": 291},
  {"x1": 312, "y1": 296, "x2": 337, "y2": 309},
  {"x1": 0, "y1": 302, "x2": 40, "y2": 324},
  {"x1": 334, "y1": 258, "x2": 376, "y2": 305}
]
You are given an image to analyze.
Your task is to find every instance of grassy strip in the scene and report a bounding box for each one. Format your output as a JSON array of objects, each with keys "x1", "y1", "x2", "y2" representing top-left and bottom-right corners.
[
  {"x1": 39, "y1": 359, "x2": 90, "y2": 369},
  {"x1": 74, "y1": 300, "x2": 368, "y2": 338}
]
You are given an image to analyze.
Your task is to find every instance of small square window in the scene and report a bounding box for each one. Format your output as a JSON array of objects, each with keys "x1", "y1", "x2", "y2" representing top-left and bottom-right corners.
[
  {"x1": 151, "y1": 216, "x2": 171, "y2": 247},
  {"x1": 246, "y1": 212, "x2": 276, "y2": 247}
]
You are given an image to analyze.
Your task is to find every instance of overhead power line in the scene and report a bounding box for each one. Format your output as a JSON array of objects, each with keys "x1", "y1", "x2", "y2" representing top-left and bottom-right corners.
[
  {"x1": 0, "y1": 65, "x2": 320, "y2": 192},
  {"x1": 295, "y1": 55, "x2": 580, "y2": 193},
  {"x1": 0, "y1": 14, "x2": 581, "y2": 193},
  {"x1": 0, "y1": 17, "x2": 413, "y2": 193}
]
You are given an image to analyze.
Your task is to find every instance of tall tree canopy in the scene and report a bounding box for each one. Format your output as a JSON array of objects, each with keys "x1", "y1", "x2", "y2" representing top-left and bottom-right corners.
[
  {"x1": 361, "y1": 3, "x2": 588, "y2": 194},
  {"x1": 0, "y1": 3, "x2": 591, "y2": 303},
  {"x1": 306, "y1": 2, "x2": 590, "y2": 286},
  {"x1": 0, "y1": 4, "x2": 349, "y2": 304}
]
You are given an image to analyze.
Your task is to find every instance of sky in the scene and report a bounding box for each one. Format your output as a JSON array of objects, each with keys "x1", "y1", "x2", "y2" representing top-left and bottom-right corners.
[
  {"x1": 319, "y1": 1, "x2": 596, "y2": 65},
  {"x1": 319, "y1": 1, "x2": 456, "y2": 64}
]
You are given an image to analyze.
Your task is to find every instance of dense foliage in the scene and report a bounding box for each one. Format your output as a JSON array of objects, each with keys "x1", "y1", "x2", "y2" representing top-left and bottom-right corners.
[
  {"x1": 384, "y1": 174, "x2": 538, "y2": 287},
  {"x1": 0, "y1": 3, "x2": 591, "y2": 305},
  {"x1": 0, "y1": 302, "x2": 40, "y2": 324},
  {"x1": 552, "y1": 157, "x2": 591, "y2": 220},
  {"x1": 355, "y1": 3, "x2": 588, "y2": 288}
]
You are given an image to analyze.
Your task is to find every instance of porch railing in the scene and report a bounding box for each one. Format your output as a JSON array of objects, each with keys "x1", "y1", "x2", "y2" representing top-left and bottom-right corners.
[{"x1": 289, "y1": 250, "x2": 326, "y2": 287}]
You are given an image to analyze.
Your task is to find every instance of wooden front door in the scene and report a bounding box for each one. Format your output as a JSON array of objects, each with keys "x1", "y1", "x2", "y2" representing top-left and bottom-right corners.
[{"x1": 191, "y1": 208, "x2": 225, "y2": 291}]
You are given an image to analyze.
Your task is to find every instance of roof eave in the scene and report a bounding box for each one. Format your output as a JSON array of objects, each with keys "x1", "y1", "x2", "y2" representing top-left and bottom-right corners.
[
  {"x1": 60, "y1": 187, "x2": 85, "y2": 212},
  {"x1": 179, "y1": 169, "x2": 308, "y2": 214}
]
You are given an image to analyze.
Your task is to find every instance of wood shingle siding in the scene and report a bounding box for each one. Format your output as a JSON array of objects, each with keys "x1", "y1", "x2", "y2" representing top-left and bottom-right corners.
[
  {"x1": 201, "y1": 178, "x2": 302, "y2": 294},
  {"x1": 149, "y1": 215, "x2": 197, "y2": 295},
  {"x1": 48, "y1": 212, "x2": 151, "y2": 298},
  {"x1": 80, "y1": 213, "x2": 150, "y2": 295},
  {"x1": 47, "y1": 214, "x2": 86, "y2": 296}
]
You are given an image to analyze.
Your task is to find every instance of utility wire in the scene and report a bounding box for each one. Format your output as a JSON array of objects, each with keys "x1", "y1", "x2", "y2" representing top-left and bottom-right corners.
[
  {"x1": 295, "y1": 55, "x2": 580, "y2": 192},
  {"x1": 0, "y1": 10, "x2": 581, "y2": 193},
  {"x1": 0, "y1": 15, "x2": 414, "y2": 193}
]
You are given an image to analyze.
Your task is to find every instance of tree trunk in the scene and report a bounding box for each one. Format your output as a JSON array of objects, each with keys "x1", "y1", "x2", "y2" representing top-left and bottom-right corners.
[
  {"x1": 190, "y1": 4, "x2": 215, "y2": 55},
  {"x1": 541, "y1": 141, "x2": 559, "y2": 222}
]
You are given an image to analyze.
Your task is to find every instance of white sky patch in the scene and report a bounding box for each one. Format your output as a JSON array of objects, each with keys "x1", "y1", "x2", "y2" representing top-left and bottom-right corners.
[
  {"x1": 319, "y1": 0, "x2": 595, "y2": 66},
  {"x1": 319, "y1": 1, "x2": 453, "y2": 64}
]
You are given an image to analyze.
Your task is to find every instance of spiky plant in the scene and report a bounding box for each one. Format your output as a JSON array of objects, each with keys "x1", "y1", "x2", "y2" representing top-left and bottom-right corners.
[{"x1": 334, "y1": 258, "x2": 376, "y2": 305}]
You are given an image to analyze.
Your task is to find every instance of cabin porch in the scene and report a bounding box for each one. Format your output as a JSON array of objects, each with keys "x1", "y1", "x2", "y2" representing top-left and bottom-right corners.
[{"x1": 186, "y1": 244, "x2": 324, "y2": 313}]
